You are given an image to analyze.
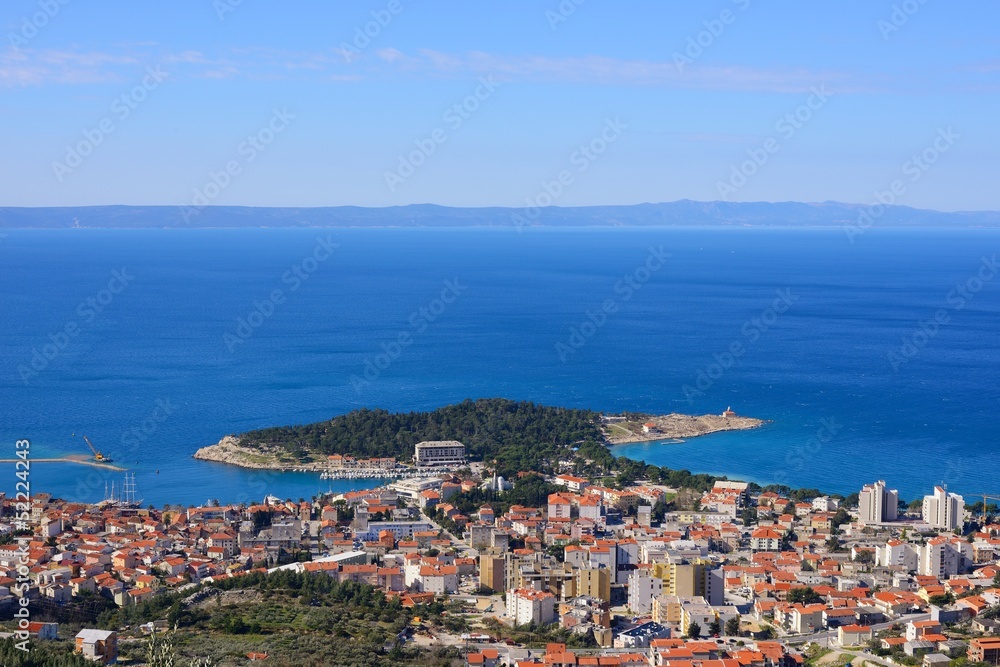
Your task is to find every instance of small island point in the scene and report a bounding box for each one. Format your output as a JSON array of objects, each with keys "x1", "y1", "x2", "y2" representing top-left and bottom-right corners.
[{"x1": 194, "y1": 400, "x2": 765, "y2": 473}]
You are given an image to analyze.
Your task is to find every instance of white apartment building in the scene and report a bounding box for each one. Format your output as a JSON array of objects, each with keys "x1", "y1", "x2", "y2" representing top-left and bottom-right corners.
[
  {"x1": 579, "y1": 495, "x2": 603, "y2": 523},
  {"x1": 547, "y1": 493, "x2": 572, "y2": 519},
  {"x1": 418, "y1": 565, "x2": 459, "y2": 594},
  {"x1": 859, "y1": 480, "x2": 898, "y2": 525},
  {"x1": 628, "y1": 570, "x2": 663, "y2": 615},
  {"x1": 875, "y1": 537, "x2": 972, "y2": 577},
  {"x1": 918, "y1": 537, "x2": 973, "y2": 578},
  {"x1": 750, "y1": 527, "x2": 782, "y2": 552},
  {"x1": 813, "y1": 496, "x2": 840, "y2": 512},
  {"x1": 554, "y1": 474, "x2": 589, "y2": 492},
  {"x1": 413, "y1": 440, "x2": 466, "y2": 467},
  {"x1": 507, "y1": 588, "x2": 555, "y2": 626},
  {"x1": 877, "y1": 539, "x2": 920, "y2": 571},
  {"x1": 680, "y1": 599, "x2": 720, "y2": 633},
  {"x1": 922, "y1": 486, "x2": 964, "y2": 531}
]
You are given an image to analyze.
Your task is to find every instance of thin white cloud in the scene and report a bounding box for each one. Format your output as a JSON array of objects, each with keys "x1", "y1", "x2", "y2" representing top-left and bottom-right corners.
[
  {"x1": 1, "y1": 44, "x2": 879, "y2": 94},
  {"x1": 163, "y1": 50, "x2": 211, "y2": 65},
  {"x1": 0, "y1": 47, "x2": 134, "y2": 86},
  {"x1": 380, "y1": 49, "x2": 863, "y2": 94},
  {"x1": 16, "y1": 37, "x2": 1000, "y2": 97},
  {"x1": 375, "y1": 48, "x2": 406, "y2": 64},
  {"x1": 198, "y1": 66, "x2": 241, "y2": 80},
  {"x1": 37, "y1": 50, "x2": 137, "y2": 67}
]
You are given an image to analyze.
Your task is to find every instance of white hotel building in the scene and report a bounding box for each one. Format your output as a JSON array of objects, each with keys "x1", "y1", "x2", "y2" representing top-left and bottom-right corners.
[
  {"x1": 859, "y1": 480, "x2": 898, "y2": 525},
  {"x1": 922, "y1": 486, "x2": 964, "y2": 531},
  {"x1": 414, "y1": 440, "x2": 467, "y2": 467}
]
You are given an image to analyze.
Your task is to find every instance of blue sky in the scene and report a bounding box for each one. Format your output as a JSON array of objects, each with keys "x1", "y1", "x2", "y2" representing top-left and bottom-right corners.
[{"x1": 2, "y1": 1, "x2": 998, "y2": 210}]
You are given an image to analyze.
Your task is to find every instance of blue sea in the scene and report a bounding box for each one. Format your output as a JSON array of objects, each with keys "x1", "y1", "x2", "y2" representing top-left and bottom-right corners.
[{"x1": 1, "y1": 226, "x2": 998, "y2": 506}]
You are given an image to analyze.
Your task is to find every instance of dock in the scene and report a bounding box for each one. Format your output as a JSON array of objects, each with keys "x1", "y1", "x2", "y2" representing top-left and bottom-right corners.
[
  {"x1": 319, "y1": 467, "x2": 450, "y2": 481},
  {"x1": 0, "y1": 457, "x2": 126, "y2": 471}
]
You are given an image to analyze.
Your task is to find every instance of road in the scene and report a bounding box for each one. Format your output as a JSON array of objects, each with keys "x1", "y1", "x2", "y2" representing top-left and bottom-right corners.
[{"x1": 422, "y1": 512, "x2": 468, "y2": 549}]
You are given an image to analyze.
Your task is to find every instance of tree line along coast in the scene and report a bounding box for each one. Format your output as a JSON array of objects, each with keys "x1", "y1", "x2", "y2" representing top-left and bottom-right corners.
[{"x1": 193, "y1": 398, "x2": 781, "y2": 495}]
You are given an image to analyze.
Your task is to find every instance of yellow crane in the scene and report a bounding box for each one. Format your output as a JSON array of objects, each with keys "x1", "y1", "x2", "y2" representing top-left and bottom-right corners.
[
  {"x1": 975, "y1": 493, "x2": 1000, "y2": 523},
  {"x1": 82, "y1": 435, "x2": 112, "y2": 463}
]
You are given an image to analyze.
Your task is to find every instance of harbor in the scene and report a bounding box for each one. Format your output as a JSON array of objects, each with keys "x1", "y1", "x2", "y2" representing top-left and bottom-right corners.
[{"x1": 318, "y1": 467, "x2": 453, "y2": 481}]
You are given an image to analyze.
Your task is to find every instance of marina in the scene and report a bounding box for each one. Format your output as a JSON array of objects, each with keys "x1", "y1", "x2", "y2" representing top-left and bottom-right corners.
[{"x1": 318, "y1": 467, "x2": 454, "y2": 481}]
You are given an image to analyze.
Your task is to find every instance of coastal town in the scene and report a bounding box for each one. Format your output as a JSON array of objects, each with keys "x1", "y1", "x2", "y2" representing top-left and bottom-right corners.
[{"x1": 2, "y1": 432, "x2": 999, "y2": 667}]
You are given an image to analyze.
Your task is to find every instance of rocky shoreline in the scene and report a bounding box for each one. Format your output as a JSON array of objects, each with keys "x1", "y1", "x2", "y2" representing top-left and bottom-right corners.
[
  {"x1": 193, "y1": 436, "x2": 328, "y2": 472},
  {"x1": 602, "y1": 412, "x2": 766, "y2": 445}
]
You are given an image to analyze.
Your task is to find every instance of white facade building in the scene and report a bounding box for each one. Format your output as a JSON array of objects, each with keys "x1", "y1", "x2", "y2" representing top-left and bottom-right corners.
[
  {"x1": 547, "y1": 493, "x2": 572, "y2": 519},
  {"x1": 859, "y1": 480, "x2": 898, "y2": 525},
  {"x1": 922, "y1": 486, "x2": 964, "y2": 531},
  {"x1": 579, "y1": 495, "x2": 603, "y2": 524},
  {"x1": 813, "y1": 496, "x2": 840, "y2": 512},
  {"x1": 419, "y1": 565, "x2": 459, "y2": 594},
  {"x1": 413, "y1": 440, "x2": 466, "y2": 467},
  {"x1": 918, "y1": 537, "x2": 973, "y2": 578},
  {"x1": 507, "y1": 588, "x2": 555, "y2": 626},
  {"x1": 877, "y1": 540, "x2": 920, "y2": 571},
  {"x1": 554, "y1": 475, "x2": 589, "y2": 492},
  {"x1": 628, "y1": 570, "x2": 662, "y2": 615}
]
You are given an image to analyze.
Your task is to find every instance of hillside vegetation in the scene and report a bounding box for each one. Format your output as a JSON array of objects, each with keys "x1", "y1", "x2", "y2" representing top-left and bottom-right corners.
[
  {"x1": 97, "y1": 570, "x2": 462, "y2": 667},
  {"x1": 238, "y1": 398, "x2": 603, "y2": 477}
]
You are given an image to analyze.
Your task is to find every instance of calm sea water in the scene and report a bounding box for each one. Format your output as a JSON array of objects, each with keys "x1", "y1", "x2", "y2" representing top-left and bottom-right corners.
[{"x1": 1, "y1": 226, "x2": 997, "y2": 505}]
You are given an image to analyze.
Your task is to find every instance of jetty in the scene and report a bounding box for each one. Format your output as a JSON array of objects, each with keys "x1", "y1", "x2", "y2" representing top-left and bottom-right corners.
[{"x1": 0, "y1": 456, "x2": 126, "y2": 471}]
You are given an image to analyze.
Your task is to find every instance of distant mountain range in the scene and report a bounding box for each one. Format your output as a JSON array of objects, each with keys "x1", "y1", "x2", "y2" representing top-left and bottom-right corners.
[{"x1": 2, "y1": 201, "x2": 999, "y2": 228}]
